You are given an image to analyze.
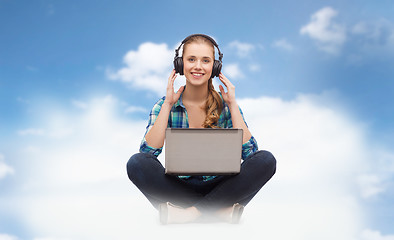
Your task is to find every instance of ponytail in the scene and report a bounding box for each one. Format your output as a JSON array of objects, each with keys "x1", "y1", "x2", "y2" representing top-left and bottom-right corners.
[{"x1": 202, "y1": 79, "x2": 223, "y2": 128}]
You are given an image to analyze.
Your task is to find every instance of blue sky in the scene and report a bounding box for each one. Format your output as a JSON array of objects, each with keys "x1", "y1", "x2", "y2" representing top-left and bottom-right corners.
[{"x1": 1, "y1": 0, "x2": 394, "y2": 239}]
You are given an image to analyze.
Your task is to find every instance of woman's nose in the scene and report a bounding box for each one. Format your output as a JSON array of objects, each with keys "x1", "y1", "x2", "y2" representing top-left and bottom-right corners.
[{"x1": 194, "y1": 60, "x2": 202, "y2": 69}]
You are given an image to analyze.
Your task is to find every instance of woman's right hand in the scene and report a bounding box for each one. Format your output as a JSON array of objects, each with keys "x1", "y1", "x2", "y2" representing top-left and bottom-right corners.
[
  {"x1": 144, "y1": 70, "x2": 184, "y2": 148},
  {"x1": 164, "y1": 69, "x2": 184, "y2": 106}
]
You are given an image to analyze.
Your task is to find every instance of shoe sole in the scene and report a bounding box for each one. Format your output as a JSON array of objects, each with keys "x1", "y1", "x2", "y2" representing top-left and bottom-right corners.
[
  {"x1": 159, "y1": 203, "x2": 168, "y2": 224},
  {"x1": 231, "y1": 203, "x2": 244, "y2": 224}
]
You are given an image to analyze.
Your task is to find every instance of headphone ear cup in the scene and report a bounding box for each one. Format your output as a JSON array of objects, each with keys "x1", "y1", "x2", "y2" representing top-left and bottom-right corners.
[
  {"x1": 173, "y1": 57, "x2": 184, "y2": 75},
  {"x1": 211, "y1": 60, "x2": 222, "y2": 78}
]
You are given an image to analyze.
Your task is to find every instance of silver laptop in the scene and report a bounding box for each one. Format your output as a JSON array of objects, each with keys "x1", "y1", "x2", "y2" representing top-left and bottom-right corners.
[{"x1": 164, "y1": 128, "x2": 243, "y2": 175}]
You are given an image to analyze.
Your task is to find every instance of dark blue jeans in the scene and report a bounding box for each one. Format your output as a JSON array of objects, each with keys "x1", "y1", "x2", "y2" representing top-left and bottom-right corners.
[{"x1": 126, "y1": 150, "x2": 276, "y2": 213}]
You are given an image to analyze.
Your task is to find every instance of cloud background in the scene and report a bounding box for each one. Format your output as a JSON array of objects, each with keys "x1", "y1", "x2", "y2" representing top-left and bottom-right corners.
[
  {"x1": 0, "y1": 92, "x2": 376, "y2": 240},
  {"x1": 1, "y1": 1, "x2": 394, "y2": 239}
]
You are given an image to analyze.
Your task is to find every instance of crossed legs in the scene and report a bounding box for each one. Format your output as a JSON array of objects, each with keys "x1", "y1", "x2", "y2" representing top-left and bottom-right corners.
[{"x1": 126, "y1": 150, "x2": 276, "y2": 223}]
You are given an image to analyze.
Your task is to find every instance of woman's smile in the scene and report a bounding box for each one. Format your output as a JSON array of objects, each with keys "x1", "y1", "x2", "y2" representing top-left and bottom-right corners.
[{"x1": 191, "y1": 72, "x2": 205, "y2": 78}]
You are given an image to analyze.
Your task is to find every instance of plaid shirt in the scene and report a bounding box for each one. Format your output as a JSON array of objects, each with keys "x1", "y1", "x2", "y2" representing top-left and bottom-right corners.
[{"x1": 139, "y1": 92, "x2": 258, "y2": 181}]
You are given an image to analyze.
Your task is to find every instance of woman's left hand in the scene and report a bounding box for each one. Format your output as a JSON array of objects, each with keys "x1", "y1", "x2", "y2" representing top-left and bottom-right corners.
[{"x1": 218, "y1": 73, "x2": 237, "y2": 106}]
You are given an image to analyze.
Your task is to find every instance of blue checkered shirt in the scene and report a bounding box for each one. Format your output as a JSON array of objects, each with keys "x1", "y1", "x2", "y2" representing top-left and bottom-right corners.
[{"x1": 140, "y1": 93, "x2": 258, "y2": 181}]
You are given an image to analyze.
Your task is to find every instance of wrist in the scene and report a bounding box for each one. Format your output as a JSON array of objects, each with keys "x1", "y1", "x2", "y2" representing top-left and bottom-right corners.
[
  {"x1": 162, "y1": 100, "x2": 174, "y2": 109},
  {"x1": 226, "y1": 99, "x2": 238, "y2": 109}
]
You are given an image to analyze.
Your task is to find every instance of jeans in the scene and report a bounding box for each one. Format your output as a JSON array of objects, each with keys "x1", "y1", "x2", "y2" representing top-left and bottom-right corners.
[{"x1": 126, "y1": 150, "x2": 276, "y2": 213}]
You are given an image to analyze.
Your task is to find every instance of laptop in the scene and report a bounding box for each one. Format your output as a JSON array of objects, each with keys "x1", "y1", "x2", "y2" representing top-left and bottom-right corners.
[{"x1": 164, "y1": 128, "x2": 243, "y2": 175}]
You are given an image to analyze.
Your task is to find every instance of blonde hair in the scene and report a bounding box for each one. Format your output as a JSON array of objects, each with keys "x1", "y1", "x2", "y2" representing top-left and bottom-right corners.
[{"x1": 183, "y1": 35, "x2": 223, "y2": 128}]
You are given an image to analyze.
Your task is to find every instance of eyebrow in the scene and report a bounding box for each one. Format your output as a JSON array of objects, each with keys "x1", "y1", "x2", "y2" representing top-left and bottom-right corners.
[{"x1": 185, "y1": 55, "x2": 213, "y2": 59}]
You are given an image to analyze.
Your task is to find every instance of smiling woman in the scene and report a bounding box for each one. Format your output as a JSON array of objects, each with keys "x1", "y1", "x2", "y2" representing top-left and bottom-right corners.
[
  {"x1": 179, "y1": 35, "x2": 223, "y2": 129},
  {"x1": 126, "y1": 34, "x2": 277, "y2": 224}
]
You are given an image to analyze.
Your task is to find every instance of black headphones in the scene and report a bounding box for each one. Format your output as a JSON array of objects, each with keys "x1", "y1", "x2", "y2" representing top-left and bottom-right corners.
[{"x1": 173, "y1": 34, "x2": 223, "y2": 78}]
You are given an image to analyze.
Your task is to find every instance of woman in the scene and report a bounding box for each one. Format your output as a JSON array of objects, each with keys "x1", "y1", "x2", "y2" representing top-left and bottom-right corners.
[{"x1": 127, "y1": 34, "x2": 276, "y2": 224}]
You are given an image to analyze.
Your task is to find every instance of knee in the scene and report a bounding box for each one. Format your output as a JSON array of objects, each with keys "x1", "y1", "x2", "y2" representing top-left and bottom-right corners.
[
  {"x1": 126, "y1": 153, "x2": 153, "y2": 182},
  {"x1": 249, "y1": 150, "x2": 277, "y2": 176},
  {"x1": 126, "y1": 153, "x2": 139, "y2": 182}
]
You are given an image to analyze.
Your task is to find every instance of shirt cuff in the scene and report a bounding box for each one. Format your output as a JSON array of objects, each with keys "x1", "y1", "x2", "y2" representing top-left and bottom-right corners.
[
  {"x1": 139, "y1": 140, "x2": 163, "y2": 157},
  {"x1": 241, "y1": 136, "x2": 258, "y2": 159}
]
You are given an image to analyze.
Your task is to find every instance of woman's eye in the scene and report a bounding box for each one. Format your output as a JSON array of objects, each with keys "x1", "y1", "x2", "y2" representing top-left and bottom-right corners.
[
  {"x1": 203, "y1": 59, "x2": 210, "y2": 63},
  {"x1": 188, "y1": 58, "x2": 195, "y2": 62}
]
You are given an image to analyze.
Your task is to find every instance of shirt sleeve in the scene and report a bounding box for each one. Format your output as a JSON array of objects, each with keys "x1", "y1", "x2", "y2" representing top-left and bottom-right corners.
[
  {"x1": 241, "y1": 135, "x2": 258, "y2": 160},
  {"x1": 139, "y1": 97, "x2": 165, "y2": 157},
  {"x1": 223, "y1": 104, "x2": 259, "y2": 159}
]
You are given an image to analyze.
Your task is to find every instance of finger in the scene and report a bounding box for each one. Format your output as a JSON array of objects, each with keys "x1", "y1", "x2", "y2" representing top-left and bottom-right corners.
[
  {"x1": 219, "y1": 84, "x2": 226, "y2": 94},
  {"x1": 167, "y1": 72, "x2": 173, "y2": 86},
  {"x1": 168, "y1": 70, "x2": 177, "y2": 88},
  {"x1": 218, "y1": 78, "x2": 227, "y2": 88},
  {"x1": 220, "y1": 75, "x2": 235, "y2": 90},
  {"x1": 175, "y1": 85, "x2": 184, "y2": 100},
  {"x1": 168, "y1": 69, "x2": 176, "y2": 81},
  {"x1": 221, "y1": 73, "x2": 232, "y2": 85},
  {"x1": 218, "y1": 73, "x2": 229, "y2": 86},
  {"x1": 176, "y1": 85, "x2": 184, "y2": 94},
  {"x1": 219, "y1": 73, "x2": 231, "y2": 83}
]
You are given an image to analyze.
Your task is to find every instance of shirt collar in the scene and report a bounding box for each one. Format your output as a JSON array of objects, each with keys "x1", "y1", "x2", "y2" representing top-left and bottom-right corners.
[
  {"x1": 173, "y1": 85, "x2": 186, "y2": 109},
  {"x1": 173, "y1": 87, "x2": 226, "y2": 109}
]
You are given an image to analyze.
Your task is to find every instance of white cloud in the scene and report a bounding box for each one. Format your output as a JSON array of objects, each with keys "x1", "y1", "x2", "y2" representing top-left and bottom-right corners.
[
  {"x1": 124, "y1": 105, "x2": 148, "y2": 114},
  {"x1": 17, "y1": 125, "x2": 72, "y2": 139},
  {"x1": 353, "y1": 22, "x2": 369, "y2": 35},
  {"x1": 2, "y1": 92, "x2": 394, "y2": 239},
  {"x1": 223, "y1": 63, "x2": 244, "y2": 79},
  {"x1": 107, "y1": 42, "x2": 174, "y2": 96},
  {"x1": 73, "y1": 98, "x2": 148, "y2": 115},
  {"x1": 0, "y1": 162, "x2": 14, "y2": 179},
  {"x1": 17, "y1": 128, "x2": 45, "y2": 136},
  {"x1": 355, "y1": 148, "x2": 394, "y2": 199},
  {"x1": 357, "y1": 174, "x2": 385, "y2": 198},
  {"x1": 300, "y1": 7, "x2": 346, "y2": 54},
  {"x1": 248, "y1": 64, "x2": 260, "y2": 72},
  {"x1": 351, "y1": 20, "x2": 394, "y2": 41},
  {"x1": 10, "y1": 95, "x2": 145, "y2": 187},
  {"x1": 0, "y1": 155, "x2": 14, "y2": 179},
  {"x1": 34, "y1": 238, "x2": 71, "y2": 240},
  {"x1": 0, "y1": 234, "x2": 18, "y2": 240},
  {"x1": 228, "y1": 41, "x2": 256, "y2": 58},
  {"x1": 272, "y1": 38, "x2": 294, "y2": 51},
  {"x1": 361, "y1": 229, "x2": 394, "y2": 240},
  {"x1": 71, "y1": 99, "x2": 88, "y2": 109},
  {"x1": 350, "y1": 19, "x2": 394, "y2": 57}
]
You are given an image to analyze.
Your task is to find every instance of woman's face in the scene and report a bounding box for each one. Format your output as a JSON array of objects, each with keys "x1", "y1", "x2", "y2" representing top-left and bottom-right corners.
[{"x1": 182, "y1": 42, "x2": 214, "y2": 87}]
